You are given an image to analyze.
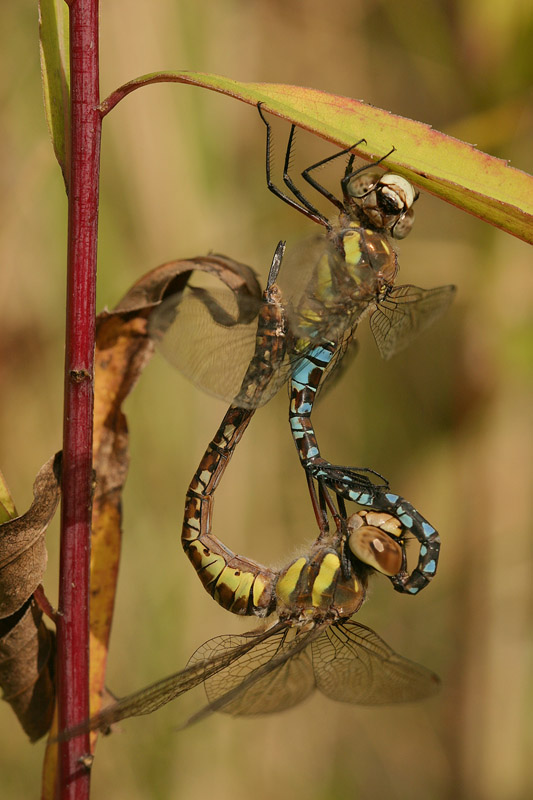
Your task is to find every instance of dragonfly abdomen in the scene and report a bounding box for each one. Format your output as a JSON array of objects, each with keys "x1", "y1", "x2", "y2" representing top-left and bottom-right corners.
[
  {"x1": 183, "y1": 526, "x2": 276, "y2": 615},
  {"x1": 182, "y1": 404, "x2": 277, "y2": 616},
  {"x1": 289, "y1": 341, "x2": 337, "y2": 464}
]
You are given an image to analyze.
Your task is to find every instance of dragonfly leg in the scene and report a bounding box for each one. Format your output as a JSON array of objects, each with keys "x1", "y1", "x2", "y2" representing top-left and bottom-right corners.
[
  {"x1": 257, "y1": 103, "x2": 329, "y2": 228},
  {"x1": 340, "y1": 145, "x2": 396, "y2": 198},
  {"x1": 301, "y1": 139, "x2": 367, "y2": 209},
  {"x1": 306, "y1": 472, "x2": 330, "y2": 538},
  {"x1": 280, "y1": 126, "x2": 341, "y2": 220}
]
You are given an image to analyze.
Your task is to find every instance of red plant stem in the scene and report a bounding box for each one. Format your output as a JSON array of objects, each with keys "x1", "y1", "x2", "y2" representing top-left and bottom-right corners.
[{"x1": 57, "y1": 0, "x2": 101, "y2": 796}]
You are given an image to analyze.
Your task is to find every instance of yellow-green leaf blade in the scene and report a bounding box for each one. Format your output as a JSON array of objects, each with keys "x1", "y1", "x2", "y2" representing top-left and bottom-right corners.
[
  {"x1": 0, "y1": 468, "x2": 17, "y2": 524},
  {"x1": 39, "y1": 0, "x2": 70, "y2": 189},
  {"x1": 101, "y1": 73, "x2": 533, "y2": 243}
]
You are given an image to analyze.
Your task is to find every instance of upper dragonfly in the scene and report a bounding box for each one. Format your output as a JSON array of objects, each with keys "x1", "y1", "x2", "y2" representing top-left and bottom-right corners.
[{"x1": 255, "y1": 105, "x2": 455, "y2": 485}]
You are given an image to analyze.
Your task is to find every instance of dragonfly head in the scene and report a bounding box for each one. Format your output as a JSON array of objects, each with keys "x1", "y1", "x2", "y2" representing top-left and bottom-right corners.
[
  {"x1": 346, "y1": 511, "x2": 404, "y2": 577},
  {"x1": 345, "y1": 172, "x2": 418, "y2": 239}
]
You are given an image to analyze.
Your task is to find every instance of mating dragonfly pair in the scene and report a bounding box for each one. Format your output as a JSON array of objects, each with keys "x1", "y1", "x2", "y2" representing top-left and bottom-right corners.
[
  {"x1": 62, "y1": 108, "x2": 454, "y2": 737},
  {"x1": 151, "y1": 105, "x2": 455, "y2": 594}
]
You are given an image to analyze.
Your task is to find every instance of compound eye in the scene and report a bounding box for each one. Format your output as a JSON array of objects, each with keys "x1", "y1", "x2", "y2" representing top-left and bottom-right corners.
[
  {"x1": 346, "y1": 172, "x2": 379, "y2": 199},
  {"x1": 347, "y1": 518, "x2": 403, "y2": 576},
  {"x1": 391, "y1": 207, "x2": 415, "y2": 239}
]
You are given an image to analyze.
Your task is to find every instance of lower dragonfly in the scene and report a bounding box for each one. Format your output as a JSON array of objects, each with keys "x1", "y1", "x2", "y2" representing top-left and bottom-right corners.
[{"x1": 59, "y1": 247, "x2": 439, "y2": 739}]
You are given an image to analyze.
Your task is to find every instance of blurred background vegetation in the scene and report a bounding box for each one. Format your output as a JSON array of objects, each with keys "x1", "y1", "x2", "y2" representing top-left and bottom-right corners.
[{"x1": 1, "y1": 1, "x2": 532, "y2": 798}]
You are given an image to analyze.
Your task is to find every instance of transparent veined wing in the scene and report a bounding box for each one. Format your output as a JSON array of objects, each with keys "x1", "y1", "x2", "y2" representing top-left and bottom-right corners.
[
  {"x1": 148, "y1": 284, "x2": 292, "y2": 408},
  {"x1": 312, "y1": 620, "x2": 440, "y2": 704},
  {"x1": 188, "y1": 626, "x2": 317, "y2": 716},
  {"x1": 370, "y1": 283, "x2": 456, "y2": 360},
  {"x1": 55, "y1": 623, "x2": 283, "y2": 739}
]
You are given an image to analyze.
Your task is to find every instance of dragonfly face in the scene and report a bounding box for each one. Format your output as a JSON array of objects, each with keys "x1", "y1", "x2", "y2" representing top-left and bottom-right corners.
[
  {"x1": 347, "y1": 510, "x2": 405, "y2": 577},
  {"x1": 344, "y1": 171, "x2": 418, "y2": 239}
]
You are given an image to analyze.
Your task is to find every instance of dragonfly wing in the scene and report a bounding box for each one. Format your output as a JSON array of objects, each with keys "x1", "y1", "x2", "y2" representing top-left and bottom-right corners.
[
  {"x1": 187, "y1": 625, "x2": 317, "y2": 717},
  {"x1": 149, "y1": 286, "x2": 287, "y2": 407},
  {"x1": 370, "y1": 283, "x2": 456, "y2": 360},
  {"x1": 56, "y1": 624, "x2": 282, "y2": 739},
  {"x1": 312, "y1": 619, "x2": 440, "y2": 704},
  {"x1": 277, "y1": 232, "x2": 328, "y2": 309}
]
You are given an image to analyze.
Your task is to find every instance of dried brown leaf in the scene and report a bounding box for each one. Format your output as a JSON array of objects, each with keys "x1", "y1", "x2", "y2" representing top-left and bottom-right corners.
[
  {"x1": 88, "y1": 253, "x2": 262, "y2": 735},
  {"x1": 0, "y1": 598, "x2": 55, "y2": 741},
  {"x1": 0, "y1": 454, "x2": 61, "y2": 619}
]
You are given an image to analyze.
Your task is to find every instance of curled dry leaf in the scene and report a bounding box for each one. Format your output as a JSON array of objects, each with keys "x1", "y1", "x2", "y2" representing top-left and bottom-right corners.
[
  {"x1": 0, "y1": 597, "x2": 55, "y2": 741},
  {"x1": 87, "y1": 253, "x2": 263, "y2": 742},
  {"x1": 0, "y1": 454, "x2": 60, "y2": 740},
  {"x1": 0, "y1": 454, "x2": 61, "y2": 619}
]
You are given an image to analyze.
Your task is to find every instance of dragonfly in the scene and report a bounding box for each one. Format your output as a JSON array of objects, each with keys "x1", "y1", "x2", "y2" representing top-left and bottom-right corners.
[
  {"x1": 256, "y1": 105, "x2": 455, "y2": 488},
  {"x1": 59, "y1": 251, "x2": 439, "y2": 739}
]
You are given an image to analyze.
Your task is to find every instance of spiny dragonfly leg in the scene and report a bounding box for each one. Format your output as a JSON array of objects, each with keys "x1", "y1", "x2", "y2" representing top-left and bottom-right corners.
[
  {"x1": 305, "y1": 472, "x2": 330, "y2": 538},
  {"x1": 280, "y1": 125, "x2": 339, "y2": 221},
  {"x1": 257, "y1": 103, "x2": 328, "y2": 227},
  {"x1": 301, "y1": 138, "x2": 367, "y2": 209}
]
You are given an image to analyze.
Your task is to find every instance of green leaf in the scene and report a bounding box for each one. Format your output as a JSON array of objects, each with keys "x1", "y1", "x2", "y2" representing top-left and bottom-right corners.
[
  {"x1": 39, "y1": 0, "x2": 70, "y2": 189},
  {"x1": 0, "y1": 468, "x2": 17, "y2": 524},
  {"x1": 101, "y1": 73, "x2": 533, "y2": 244}
]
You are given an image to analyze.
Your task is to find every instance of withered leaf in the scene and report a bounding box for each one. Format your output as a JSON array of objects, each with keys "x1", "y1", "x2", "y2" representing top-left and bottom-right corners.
[
  {"x1": 89, "y1": 254, "x2": 264, "y2": 744},
  {"x1": 0, "y1": 453, "x2": 61, "y2": 619},
  {"x1": 0, "y1": 597, "x2": 55, "y2": 741}
]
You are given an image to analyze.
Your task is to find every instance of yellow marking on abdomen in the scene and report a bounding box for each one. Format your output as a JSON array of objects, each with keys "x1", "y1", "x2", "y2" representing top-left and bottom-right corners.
[
  {"x1": 312, "y1": 553, "x2": 340, "y2": 607},
  {"x1": 213, "y1": 568, "x2": 254, "y2": 610},
  {"x1": 187, "y1": 540, "x2": 226, "y2": 584},
  {"x1": 183, "y1": 517, "x2": 200, "y2": 537},
  {"x1": 252, "y1": 575, "x2": 268, "y2": 608},
  {"x1": 276, "y1": 557, "x2": 306, "y2": 606}
]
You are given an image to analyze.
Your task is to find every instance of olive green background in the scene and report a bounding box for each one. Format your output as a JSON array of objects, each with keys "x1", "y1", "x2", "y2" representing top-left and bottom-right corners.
[{"x1": 1, "y1": 1, "x2": 531, "y2": 798}]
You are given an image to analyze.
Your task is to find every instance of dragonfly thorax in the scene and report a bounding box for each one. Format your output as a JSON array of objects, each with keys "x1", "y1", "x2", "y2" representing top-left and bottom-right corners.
[
  {"x1": 275, "y1": 546, "x2": 366, "y2": 621},
  {"x1": 339, "y1": 225, "x2": 399, "y2": 288}
]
